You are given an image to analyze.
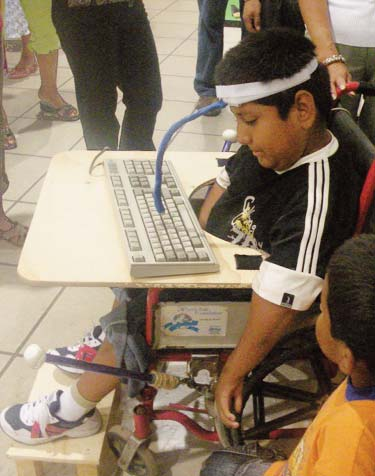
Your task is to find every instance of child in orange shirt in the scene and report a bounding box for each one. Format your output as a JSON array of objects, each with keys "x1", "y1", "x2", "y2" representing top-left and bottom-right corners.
[{"x1": 201, "y1": 234, "x2": 375, "y2": 476}]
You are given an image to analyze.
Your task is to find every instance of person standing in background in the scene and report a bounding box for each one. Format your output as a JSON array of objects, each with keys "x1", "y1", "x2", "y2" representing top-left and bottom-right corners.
[
  {"x1": 19, "y1": 0, "x2": 79, "y2": 121},
  {"x1": 298, "y1": 0, "x2": 375, "y2": 143},
  {"x1": 51, "y1": 0, "x2": 162, "y2": 151},
  {"x1": 194, "y1": 0, "x2": 304, "y2": 117},
  {"x1": 0, "y1": 4, "x2": 27, "y2": 245},
  {"x1": 194, "y1": 0, "x2": 228, "y2": 116},
  {"x1": 5, "y1": 0, "x2": 37, "y2": 80}
]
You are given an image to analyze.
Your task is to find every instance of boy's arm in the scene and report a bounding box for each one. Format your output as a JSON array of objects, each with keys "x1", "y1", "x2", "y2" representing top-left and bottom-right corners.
[
  {"x1": 198, "y1": 182, "x2": 225, "y2": 230},
  {"x1": 215, "y1": 292, "x2": 298, "y2": 428},
  {"x1": 298, "y1": 0, "x2": 350, "y2": 97}
]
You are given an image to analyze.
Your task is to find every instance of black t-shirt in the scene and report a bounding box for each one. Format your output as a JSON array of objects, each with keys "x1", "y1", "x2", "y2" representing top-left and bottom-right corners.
[{"x1": 206, "y1": 134, "x2": 362, "y2": 310}]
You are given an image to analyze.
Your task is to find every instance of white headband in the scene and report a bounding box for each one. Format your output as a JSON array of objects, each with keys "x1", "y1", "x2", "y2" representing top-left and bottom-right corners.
[{"x1": 216, "y1": 58, "x2": 319, "y2": 106}]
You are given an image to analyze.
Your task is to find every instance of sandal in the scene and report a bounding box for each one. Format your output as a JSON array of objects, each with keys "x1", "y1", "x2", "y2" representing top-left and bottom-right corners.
[
  {"x1": 7, "y1": 62, "x2": 38, "y2": 80},
  {"x1": 39, "y1": 101, "x2": 80, "y2": 122},
  {"x1": 0, "y1": 220, "x2": 28, "y2": 247},
  {"x1": 3, "y1": 127, "x2": 17, "y2": 150}
]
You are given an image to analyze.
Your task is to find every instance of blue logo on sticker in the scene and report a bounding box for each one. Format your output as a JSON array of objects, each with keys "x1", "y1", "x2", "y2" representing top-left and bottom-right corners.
[{"x1": 164, "y1": 313, "x2": 199, "y2": 333}]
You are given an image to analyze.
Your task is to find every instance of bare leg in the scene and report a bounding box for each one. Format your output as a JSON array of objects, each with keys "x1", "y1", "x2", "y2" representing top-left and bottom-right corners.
[
  {"x1": 77, "y1": 338, "x2": 120, "y2": 403},
  {"x1": 0, "y1": 195, "x2": 28, "y2": 246},
  {"x1": 36, "y1": 50, "x2": 79, "y2": 120},
  {"x1": 37, "y1": 49, "x2": 64, "y2": 108},
  {"x1": 16, "y1": 34, "x2": 37, "y2": 70},
  {"x1": 0, "y1": 195, "x2": 13, "y2": 231}
]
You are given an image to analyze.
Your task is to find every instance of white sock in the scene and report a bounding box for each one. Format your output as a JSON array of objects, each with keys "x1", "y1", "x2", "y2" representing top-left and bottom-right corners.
[{"x1": 55, "y1": 382, "x2": 98, "y2": 422}]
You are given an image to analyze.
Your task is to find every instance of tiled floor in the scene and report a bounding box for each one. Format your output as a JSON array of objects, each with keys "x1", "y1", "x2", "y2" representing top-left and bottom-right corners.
[{"x1": 0, "y1": 1, "x2": 244, "y2": 474}]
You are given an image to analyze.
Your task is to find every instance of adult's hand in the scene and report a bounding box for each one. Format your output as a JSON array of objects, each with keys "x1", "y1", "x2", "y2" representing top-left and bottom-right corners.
[
  {"x1": 242, "y1": 0, "x2": 261, "y2": 32},
  {"x1": 326, "y1": 62, "x2": 351, "y2": 100},
  {"x1": 215, "y1": 368, "x2": 244, "y2": 428}
]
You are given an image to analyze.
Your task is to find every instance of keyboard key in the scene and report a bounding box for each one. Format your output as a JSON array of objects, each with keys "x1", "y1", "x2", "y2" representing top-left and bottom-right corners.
[
  {"x1": 104, "y1": 158, "x2": 219, "y2": 277},
  {"x1": 133, "y1": 255, "x2": 146, "y2": 262},
  {"x1": 187, "y1": 252, "x2": 198, "y2": 261},
  {"x1": 197, "y1": 250, "x2": 209, "y2": 261}
]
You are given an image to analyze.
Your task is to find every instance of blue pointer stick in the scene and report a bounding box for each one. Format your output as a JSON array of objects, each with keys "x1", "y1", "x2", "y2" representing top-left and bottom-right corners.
[{"x1": 153, "y1": 100, "x2": 227, "y2": 213}]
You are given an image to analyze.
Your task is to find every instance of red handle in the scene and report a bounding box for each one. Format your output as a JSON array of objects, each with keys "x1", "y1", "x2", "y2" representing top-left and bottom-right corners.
[{"x1": 335, "y1": 81, "x2": 360, "y2": 99}]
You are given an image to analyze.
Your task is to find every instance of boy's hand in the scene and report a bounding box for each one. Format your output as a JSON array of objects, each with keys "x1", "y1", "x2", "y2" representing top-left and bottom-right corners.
[
  {"x1": 215, "y1": 369, "x2": 244, "y2": 428},
  {"x1": 242, "y1": 0, "x2": 261, "y2": 32}
]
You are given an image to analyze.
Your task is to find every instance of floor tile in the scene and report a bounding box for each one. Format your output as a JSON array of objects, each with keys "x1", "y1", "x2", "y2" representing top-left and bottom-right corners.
[
  {"x1": 173, "y1": 39, "x2": 198, "y2": 57},
  {"x1": 7, "y1": 117, "x2": 84, "y2": 157},
  {"x1": 18, "y1": 176, "x2": 46, "y2": 204},
  {"x1": 0, "y1": 202, "x2": 35, "y2": 265},
  {"x1": 151, "y1": 22, "x2": 196, "y2": 39},
  {"x1": 0, "y1": 265, "x2": 61, "y2": 353},
  {"x1": 4, "y1": 154, "x2": 50, "y2": 201},
  {"x1": 167, "y1": 0, "x2": 198, "y2": 12},
  {"x1": 155, "y1": 37, "x2": 186, "y2": 55},
  {"x1": 144, "y1": 0, "x2": 176, "y2": 9},
  {"x1": 4, "y1": 67, "x2": 73, "y2": 92},
  {"x1": 156, "y1": 100, "x2": 197, "y2": 131},
  {"x1": 166, "y1": 131, "x2": 224, "y2": 152},
  {"x1": 182, "y1": 107, "x2": 237, "y2": 136},
  {"x1": 145, "y1": 8, "x2": 162, "y2": 20},
  {"x1": 161, "y1": 75, "x2": 197, "y2": 102},
  {"x1": 160, "y1": 55, "x2": 196, "y2": 77},
  {"x1": 3, "y1": 87, "x2": 39, "y2": 118},
  {"x1": 23, "y1": 286, "x2": 114, "y2": 353},
  {"x1": 153, "y1": 10, "x2": 199, "y2": 25},
  {"x1": 58, "y1": 77, "x2": 75, "y2": 94},
  {"x1": 0, "y1": 355, "x2": 10, "y2": 374}
]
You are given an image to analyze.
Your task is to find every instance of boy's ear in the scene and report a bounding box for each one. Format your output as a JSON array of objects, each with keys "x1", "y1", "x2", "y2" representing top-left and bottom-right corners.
[
  {"x1": 293, "y1": 90, "x2": 317, "y2": 130},
  {"x1": 337, "y1": 343, "x2": 355, "y2": 375}
]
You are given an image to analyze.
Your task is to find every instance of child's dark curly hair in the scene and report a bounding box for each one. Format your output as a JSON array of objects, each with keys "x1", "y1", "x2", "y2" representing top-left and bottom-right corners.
[
  {"x1": 327, "y1": 234, "x2": 375, "y2": 377},
  {"x1": 215, "y1": 27, "x2": 332, "y2": 123}
]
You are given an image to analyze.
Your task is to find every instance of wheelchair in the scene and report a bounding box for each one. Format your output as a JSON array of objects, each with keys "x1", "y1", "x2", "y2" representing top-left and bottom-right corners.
[{"x1": 103, "y1": 106, "x2": 375, "y2": 476}]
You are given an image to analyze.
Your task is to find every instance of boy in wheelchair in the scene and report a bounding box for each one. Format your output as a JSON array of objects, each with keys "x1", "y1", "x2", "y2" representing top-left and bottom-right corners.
[
  {"x1": 201, "y1": 234, "x2": 375, "y2": 476},
  {"x1": 0, "y1": 29, "x2": 363, "y2": 445}
]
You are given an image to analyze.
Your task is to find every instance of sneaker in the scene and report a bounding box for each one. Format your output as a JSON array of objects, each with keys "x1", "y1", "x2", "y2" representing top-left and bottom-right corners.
[
  {"x1": 0, "y1": 390, "x2": 102, "y2": 445},
  {"x1": 195, "y1": 96, "x2": 222, "y2": 117},
  {"x1": 48, "y1": 325, "x2": 105, "y2": 374}
]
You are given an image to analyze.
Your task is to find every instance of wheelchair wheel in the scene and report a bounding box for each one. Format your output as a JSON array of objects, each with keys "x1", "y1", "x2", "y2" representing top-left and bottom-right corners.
[
  {"x1": 108, "y1": 425, "x2": 159, "y2": 476},
  {"x1": 215, "y1": 327, "x2": 332, "y2": 447}
]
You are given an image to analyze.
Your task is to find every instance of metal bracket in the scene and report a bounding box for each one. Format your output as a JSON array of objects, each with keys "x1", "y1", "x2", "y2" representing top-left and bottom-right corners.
[{"x1": 118, "y1": 433, "x2": 148, "y2": 471}]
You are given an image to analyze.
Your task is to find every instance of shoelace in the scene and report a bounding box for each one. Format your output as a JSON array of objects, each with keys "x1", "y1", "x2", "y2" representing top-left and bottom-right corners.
[
  {"x1": 67, "y1": 327, "x2": 102, "y2": 352},
  {"x1": 21, "y1": 393, "x2": 56, "y2": 437}
]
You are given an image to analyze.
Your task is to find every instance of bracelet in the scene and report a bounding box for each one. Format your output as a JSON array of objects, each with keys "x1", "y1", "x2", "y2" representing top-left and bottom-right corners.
[{"x1": 322, "y1": 54, "x2": 346, "y2": 67}]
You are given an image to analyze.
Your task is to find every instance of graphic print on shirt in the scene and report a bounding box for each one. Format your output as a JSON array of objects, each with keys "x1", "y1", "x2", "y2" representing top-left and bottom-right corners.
[
  {"x1": 228, "y1": 195, "x2": 263, "y2": 250},
  {"x1": 281, "y1": 437, "x2": 305, "y2": 475}
]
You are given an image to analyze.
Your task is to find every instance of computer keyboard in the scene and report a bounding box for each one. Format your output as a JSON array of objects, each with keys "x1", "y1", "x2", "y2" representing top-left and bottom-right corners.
[{"x1": 103, "y1": 158, "x2": 220, "y2": 278}]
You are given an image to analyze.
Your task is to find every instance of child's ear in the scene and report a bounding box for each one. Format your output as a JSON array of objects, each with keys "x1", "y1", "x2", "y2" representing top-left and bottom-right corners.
[
  {"x1": 293, "y1": 90, "x2": 317, "y2": 130},
  {"x1": 337, "y1": 343, "x2": 355, "y2": 375}
]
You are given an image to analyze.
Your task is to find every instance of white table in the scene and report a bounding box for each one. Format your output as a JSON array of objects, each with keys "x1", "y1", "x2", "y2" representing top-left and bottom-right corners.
[{"x1": 18, "y1": 151, "x2": 260, "y2": 288}]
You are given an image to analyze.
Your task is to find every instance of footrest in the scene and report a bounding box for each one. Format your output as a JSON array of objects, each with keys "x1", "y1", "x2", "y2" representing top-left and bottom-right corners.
[{"x1": 6, "y1": 363, "x2": 116, "y2": 476}]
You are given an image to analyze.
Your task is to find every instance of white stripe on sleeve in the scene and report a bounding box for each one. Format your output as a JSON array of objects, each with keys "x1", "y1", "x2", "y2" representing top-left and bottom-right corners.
[
  {"x1": 296, "y1": 160, "x2": 330, "y2": 275},
  {"x1": 216, "y1": 167, "x2": 231, "y2": 189}
]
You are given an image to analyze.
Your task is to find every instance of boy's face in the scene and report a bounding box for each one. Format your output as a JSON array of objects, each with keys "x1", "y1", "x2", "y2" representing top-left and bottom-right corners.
[{"x1": 230, "y1": 100, "x2": 308, "y2": 172}]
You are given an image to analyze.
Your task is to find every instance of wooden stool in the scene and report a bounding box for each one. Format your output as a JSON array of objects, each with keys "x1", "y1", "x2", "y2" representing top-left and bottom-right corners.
[{"x1": 6, "y1": 363, "x2": 117, "y2": 476}]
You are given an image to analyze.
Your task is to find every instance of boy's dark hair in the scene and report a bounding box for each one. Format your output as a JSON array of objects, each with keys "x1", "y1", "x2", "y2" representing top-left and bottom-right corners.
[
  {"x1": 215, "y1": 28, "x2": 332, "y2": 123},
  {"x1": 327, "y1": 234, "x2": 375, "y2": 377}
]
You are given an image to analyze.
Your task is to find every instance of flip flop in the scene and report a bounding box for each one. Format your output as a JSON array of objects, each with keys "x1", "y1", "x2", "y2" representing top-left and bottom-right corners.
[
  {"x1": 0, "y1": 221, "x2": 28, "y2": 247},
  {"x1": 39, "y1": 101, "x2": 80, "y2": 122},
  {"x1": 3, "y1": 127, "x2": 17, "y2": 150},
  {"x1": 7, "y1": 62, "x2": 38, "y2": 80}
]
